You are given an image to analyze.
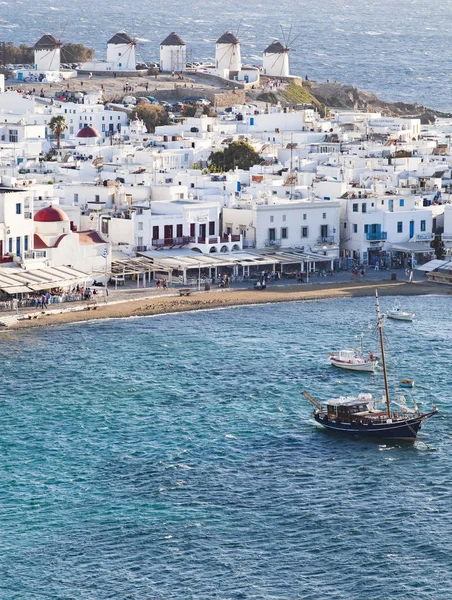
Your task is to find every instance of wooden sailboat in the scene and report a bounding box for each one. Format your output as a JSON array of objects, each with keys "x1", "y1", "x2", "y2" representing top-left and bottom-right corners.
[{"x1": 303, "y1": 290, "x2": 437, "y2": 442}]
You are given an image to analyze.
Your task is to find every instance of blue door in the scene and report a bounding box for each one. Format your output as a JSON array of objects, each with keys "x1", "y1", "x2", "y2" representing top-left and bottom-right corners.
[
  {"x1": 388, "y1": 199, "x2": 393, "y2": 212},
  {"x1": 16, "y1": 237, "x2": 21, "y2": 256},
  {"x1": 409, "y1": 220, "x2": 414, "y2": 238}
]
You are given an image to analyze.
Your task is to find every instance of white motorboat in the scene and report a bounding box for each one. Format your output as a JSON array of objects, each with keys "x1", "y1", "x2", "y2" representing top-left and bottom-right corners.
[
  {"x1": 387, "y1": 299, "x2": 415, "y2": 321},
  {"x1": 329, "y1": 349, "x2": 378, "y2": 372}
]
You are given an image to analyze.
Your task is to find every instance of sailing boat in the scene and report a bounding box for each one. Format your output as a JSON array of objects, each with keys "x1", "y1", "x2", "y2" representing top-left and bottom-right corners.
[
  {"x1": 329, "y1": 331, "x2": 378, "y2": 373},
  {"x1": 303, "y1": 290, "x2": 437, "y2": 442}
]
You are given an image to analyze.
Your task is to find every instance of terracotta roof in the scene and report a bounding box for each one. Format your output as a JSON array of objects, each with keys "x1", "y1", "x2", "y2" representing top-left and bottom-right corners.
[
  {"x1": 107, "y1": 32, "x2": 134, "y2": 45},
  {"x1": 76, "y1": 126, "x2": 101, "y2": 138},
  {"x1": 161, "y1": 32, "x2": 186, "y2": 46},
  {"x1": 264, "y1": 41, "x2": 286, "y2": 54},
  {"x1": 76, "y1": 231, "x2": 105, "y2": 245},
  {"x1": 33, "y1": 234, "x2": 49, "y2": 249},
  {"x1": 34, "y1": 206, "x2": 70, "y2": 223},
  {"x1": 33, "y1": 233, "x2": 67, "y2": 249},
  {"x1": 216, "y1": 32, "x2": 239, "y2": 45},
  {"x1": 34, "y1": 34, "x2": 59, "y2": 50}
]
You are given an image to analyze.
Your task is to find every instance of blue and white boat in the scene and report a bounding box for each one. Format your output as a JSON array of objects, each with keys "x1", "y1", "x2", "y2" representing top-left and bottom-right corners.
[
  {"x1": 387, "y1": 299, "x2": 415, "y2": 321},
  {"x1": 303, "y1": 291, "x2": 437, "y2": 442}
]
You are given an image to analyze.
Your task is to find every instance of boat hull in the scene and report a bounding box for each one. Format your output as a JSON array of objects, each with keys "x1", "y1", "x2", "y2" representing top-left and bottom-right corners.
[
  {"x1": 387, "y1": 312, "x2": 414, "y2": 321},
  {"x1": 313, "y1": 411, "x2": 436, "y2": 442},
  {"x1": 330, "y1": 358, "x2": 376, "y2": 372}
]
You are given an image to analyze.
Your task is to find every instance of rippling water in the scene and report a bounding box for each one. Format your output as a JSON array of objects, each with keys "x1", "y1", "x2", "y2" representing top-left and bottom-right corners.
[
  {"x1": 1, "y1": 295, "x2": 451, "y2": 599},
  {"x1": 2, "y1": 0, "x2": 452, "y2": 110}
]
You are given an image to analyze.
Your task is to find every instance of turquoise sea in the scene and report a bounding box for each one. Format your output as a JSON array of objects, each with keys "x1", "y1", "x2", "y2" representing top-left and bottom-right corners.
[{"x1": 1, "y1": 295, "x2": 451, "y2": 599}]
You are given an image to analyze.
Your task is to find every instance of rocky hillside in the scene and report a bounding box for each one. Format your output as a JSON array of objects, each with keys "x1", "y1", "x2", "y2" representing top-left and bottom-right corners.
[{"x1": 248, "y1": 79, "x2": 451, "y2": 123}]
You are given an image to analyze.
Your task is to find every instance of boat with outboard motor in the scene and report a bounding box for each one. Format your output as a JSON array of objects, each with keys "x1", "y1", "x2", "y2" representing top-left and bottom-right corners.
[
  {"x1": 387, "y1": 299, "x2": 415, "y2": 321},
  {"x1": 329, "y1": 332, "x2": 378, "y2": 372},
  {"x1": 303, "y1": 291, "x2": 437, "y2": 442}
]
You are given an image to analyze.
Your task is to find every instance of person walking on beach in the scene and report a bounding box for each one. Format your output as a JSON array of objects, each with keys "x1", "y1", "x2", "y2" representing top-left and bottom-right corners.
[
  {"x1": 41, "y1": 294, "x2": 48, "y2": 309},
  {"x1": 162, "y1": 279, "x2": 167, "y2": 290},
  {"x1": 156, "y1": 279, "x2": 160, "y2": 289}
]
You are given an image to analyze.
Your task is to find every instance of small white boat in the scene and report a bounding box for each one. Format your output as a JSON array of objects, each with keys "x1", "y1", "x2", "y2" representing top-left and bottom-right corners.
[
  {"x1": 329, "y1": 349, "x2": 378, "y2": 372},
  {"x1": 387, "y1": 299, "x2": 415, "y2": 321}
]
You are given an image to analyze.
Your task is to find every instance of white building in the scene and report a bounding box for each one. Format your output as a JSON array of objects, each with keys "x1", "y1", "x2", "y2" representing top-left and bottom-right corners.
[
  {"x1": 33, "y1": 205, "x2": 107, "y2": 272},
  {"x1": 0, "y1": 187, "x2": 35, "y2": 260},
  {"x1": 160, "y1": 32, "x2": 186, "y2": 73},
  {"x1": 223, "y1": 196, "x2": 340, "y2": 257},
  {"x1": 340, "y1": 192, "x2": 437, "y2": 266},
  {"x1": 262, "y1": 41, "x2": 290, "y2": 77}
]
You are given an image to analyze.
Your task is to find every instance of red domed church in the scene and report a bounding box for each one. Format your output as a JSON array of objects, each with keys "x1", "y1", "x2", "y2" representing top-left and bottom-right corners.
[{"x1": 33, "y1": 204, "x2": 108, "y2": 272}]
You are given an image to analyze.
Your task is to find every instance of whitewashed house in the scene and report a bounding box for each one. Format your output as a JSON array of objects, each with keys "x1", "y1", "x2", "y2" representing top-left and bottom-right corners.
[
  {"x1": 340, "y1": 192, "x2": 438, "y2": 266},
  {"x1": 223, "y1": 196, "x2": 340, "y2": 257},
  {"x1": 0, "y1": 186, "x2": 35, "y2": 260}
]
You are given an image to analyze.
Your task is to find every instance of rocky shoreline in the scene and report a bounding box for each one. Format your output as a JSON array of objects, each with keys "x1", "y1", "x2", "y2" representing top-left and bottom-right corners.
[{"x1": 306, "y1": 80, "x2": 452, "y2": 123}]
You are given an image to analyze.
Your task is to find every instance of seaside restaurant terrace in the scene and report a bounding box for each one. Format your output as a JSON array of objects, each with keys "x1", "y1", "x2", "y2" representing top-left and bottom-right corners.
[{"x1": 131, "y1": 248, "x2": 335, "y2": 286}]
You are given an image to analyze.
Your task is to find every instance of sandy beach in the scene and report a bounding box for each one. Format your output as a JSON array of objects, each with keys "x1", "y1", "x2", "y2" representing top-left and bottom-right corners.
[{"x1": 6, "y1": 278, "x2": 449, "y2": 331}]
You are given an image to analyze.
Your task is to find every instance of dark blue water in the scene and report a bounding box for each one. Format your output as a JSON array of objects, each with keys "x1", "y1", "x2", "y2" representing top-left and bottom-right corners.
[
  {"x1": 2, "y1": 0, "x2": 452, "y2": 111},
  {"x1": 0, "y1": 295, "x2": 451, "y2": 599}
]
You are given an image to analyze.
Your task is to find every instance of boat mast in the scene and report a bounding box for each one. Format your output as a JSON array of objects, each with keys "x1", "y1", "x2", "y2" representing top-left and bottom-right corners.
[{"x1": 375, "y1": 290, "x2": 391, "y2": 417}]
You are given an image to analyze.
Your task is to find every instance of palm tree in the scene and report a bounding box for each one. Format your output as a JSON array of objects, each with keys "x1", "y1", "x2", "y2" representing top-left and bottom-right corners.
[{"x1": 48, "y1": 115, "x2": 68, "y2": 151}]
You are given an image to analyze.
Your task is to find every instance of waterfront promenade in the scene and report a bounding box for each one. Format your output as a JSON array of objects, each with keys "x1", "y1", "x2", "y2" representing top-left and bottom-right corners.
[{"x1": 1, "y1": 269, "x2": 447, "y2": 330}]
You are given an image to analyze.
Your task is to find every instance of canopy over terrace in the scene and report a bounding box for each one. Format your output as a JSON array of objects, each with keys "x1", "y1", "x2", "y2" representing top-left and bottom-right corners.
[
  {"x1": 137, "y1": 248, "x2": 332, "y2": 283},
  {"x1": 0, "y1": 265, "x2": 91, "y2": 295},
  {"x1": 109, "y1": 256, "x2": 163, "y2": 288}
]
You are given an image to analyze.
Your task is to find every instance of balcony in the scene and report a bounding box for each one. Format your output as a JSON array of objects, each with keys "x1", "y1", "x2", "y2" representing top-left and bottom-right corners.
[
  {"x1": 22, "y1": 250, "x2": 47, "y2": 259},
  {"x1": 366, "y1": 231, "x2": 388, "y2": 241},
  {"x1": 24, "y1": 212, "x2": 33, "y2": 219},
  {"x1": 151, "y1": 236, "x2": 194, "y2": 248},
  {"x1": 317, "y1": 235, "x2": 336, "y2": 245},
  {"x1": 264, "y1": 239, "x2": 282, "y2": 247},
  {"x1": 414, "y1": 233, "x2": 434, "y2": 242}
]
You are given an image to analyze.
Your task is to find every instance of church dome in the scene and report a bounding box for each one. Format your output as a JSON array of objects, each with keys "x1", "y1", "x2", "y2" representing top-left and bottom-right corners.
[
  {"x1": 34, "y1": 205, "x2": 70, "y2": 223},
  {"x1": 76, "y1": 126, "x2": 101, "y2": 138}
]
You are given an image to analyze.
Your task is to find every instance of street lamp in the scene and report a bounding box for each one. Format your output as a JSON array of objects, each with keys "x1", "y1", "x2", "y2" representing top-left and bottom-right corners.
[
  {"x1": 306, "y1": 255, "x2": 310, "y2": 283},
  {"x1": 198, "y1": 262, "x2": 201, "y2": 291}
]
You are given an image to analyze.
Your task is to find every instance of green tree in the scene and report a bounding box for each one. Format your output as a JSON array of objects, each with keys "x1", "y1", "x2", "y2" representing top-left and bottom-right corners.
[
  {"x1": 131, "y1": 102, "x2": 170, "y2": 133},
  {"x1": 208, "y1": 141, "x2": 264, "y2": 172},
  {"x1": 48, "y1": 115, "x2": 68, "y2": 150}
]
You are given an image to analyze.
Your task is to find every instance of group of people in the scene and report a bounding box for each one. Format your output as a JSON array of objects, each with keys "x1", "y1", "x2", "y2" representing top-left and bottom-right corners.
[{"x1": 155, "y1": 279, "x2": 168, "y2": 290}]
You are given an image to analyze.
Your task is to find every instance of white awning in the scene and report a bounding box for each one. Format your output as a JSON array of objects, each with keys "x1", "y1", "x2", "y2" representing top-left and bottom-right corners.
[
  {"x1": 0, "y1": 265, "x2": 90, "y2": 294},
  {"x1": 392, "y1": 242, "x2": 434, "y2": 254},
  {"x1": 416, "y1": 259, "x2": 451, "y2": 272}
]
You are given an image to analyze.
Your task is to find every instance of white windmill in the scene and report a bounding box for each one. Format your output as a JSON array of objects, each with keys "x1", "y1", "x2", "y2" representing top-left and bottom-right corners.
[
  {"x1": 262, "y1": 27, "x2": 302, "y2": 78},
  {"x1": 160, "y1": 32, "x2": 186, "y2": 73},
  {"x1": 215, "y1": 31, "x2": 242, "y2": 77},
  {"x1": 106, "y1": 32, "x2": 137, "y2": 71},
  {"x1": 34, "y1": 34, "x2": 61, "y2": 72}
]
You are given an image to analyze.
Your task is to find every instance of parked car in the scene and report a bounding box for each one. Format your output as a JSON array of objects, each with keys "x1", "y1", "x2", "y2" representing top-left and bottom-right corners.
[
  {"x1": 123, "y1": 96, "x2": 137, "y2": 105},
  {"x1": 196, "y1": 98, "x2": 211, "y2": 106},
  {"x1": 145, "y1": 96, "x2": 159, "y2": 104}
]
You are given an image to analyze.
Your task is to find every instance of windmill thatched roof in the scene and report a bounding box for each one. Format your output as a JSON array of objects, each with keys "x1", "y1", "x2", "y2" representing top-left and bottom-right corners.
[
  {"x1": 161, "y1": 32, "x2": 186, "y2": 46},
  {"x1": 264, "y1": 41, "x2": 287, "y2": 54},
  {"x1": 216, "y1": 32, "x2": 239, "y2": 45},
  {"x1": 34, "y1": 35, "x2": 59, "y2": 50},
  {"x1": 108, "y1": 32, "x2": 134, "y2": 45}
]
